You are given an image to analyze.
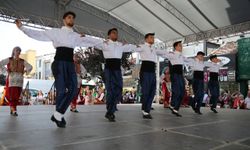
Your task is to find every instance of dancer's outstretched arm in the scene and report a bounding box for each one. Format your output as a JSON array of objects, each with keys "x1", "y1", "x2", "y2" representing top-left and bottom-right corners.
[
  {"x1": 183, "y1": 57, "x2": 194, "y2": 66},
  {"x1": 133, "y1": 45, "x2": 169, "y2": 55},
  {"x1": 204, "y1": 59, "x2": 224, "y2": 67},
  {"x1": 16, "y1": 19, "x2": 55, "y2": 41},
  {"x1": 121, "y1": 43, "x2": 138, "y2": 53},
  {"x1": 77, "y1": 35, "x2": 105, "y2": 49},
  {"x1": 155, "y1": 48, "x2": 169, "y2": 56},
  {"x1": 161, "y1": 51, "x2": 174, "y2": 60}
]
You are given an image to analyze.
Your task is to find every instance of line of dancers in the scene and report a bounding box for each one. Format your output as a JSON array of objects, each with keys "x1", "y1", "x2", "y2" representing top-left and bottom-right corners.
[{"x1": 0, "y1": 11, "x2": 225, "y2": 128}]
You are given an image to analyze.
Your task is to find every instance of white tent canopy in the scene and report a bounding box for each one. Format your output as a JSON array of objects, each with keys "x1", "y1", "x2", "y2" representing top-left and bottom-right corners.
[
  {"x1": 0, "y1": 0, "x2": 250, "y2": 43},
  {"x1": 83, "y1": 0, "x2": 250, "y2": 43}
]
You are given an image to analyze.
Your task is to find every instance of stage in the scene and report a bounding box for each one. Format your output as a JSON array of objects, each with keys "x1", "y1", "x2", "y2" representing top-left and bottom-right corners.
[{"x1": 0, "y1": 104, "x2": 250, "y2": 150}]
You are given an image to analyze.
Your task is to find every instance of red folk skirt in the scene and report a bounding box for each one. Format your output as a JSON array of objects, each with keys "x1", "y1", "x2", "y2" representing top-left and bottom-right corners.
[{"x1": 5, "y1": 76, "x2": 22, "y2": 110}]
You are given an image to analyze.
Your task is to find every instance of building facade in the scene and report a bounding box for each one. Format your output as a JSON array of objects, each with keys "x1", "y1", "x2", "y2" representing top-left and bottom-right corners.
[
  {"x1": 20, "y1": 50, "x2": 36, "y2": 78},
  {"x1": 36, "y1": 53, "x2": 55, "y2": 80}
]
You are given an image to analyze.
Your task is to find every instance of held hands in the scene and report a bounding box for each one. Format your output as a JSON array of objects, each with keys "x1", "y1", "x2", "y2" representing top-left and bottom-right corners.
[
  {"x1": 80, "y1": 33, "x2": 85, "y2": 37},
  {"x1": 104, "y1": 39, "x2": 109, "y2": 44},
  {"x1": 122, "y1": 41, "x2": 128, "y2": 46},
  {"x1": 15, "y1": 19, "x2": 22, "y2": 29},
  {"x1": 217, "y1": 58, "x2": 222, "y2": 62}
]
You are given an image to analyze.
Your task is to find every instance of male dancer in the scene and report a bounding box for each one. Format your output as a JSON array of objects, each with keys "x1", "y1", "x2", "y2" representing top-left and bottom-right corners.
[
  {"x1": 162, "y1": 41, "x2": 189, "y2": 117},
  {"x1": 188, "y1": 51, "x2": 206, "y2": 114},
  {"x1": 135, "y1": 33, "x2": 167, "y2": 119},
  {"x1": 89, "y1": 28, "x2": 136, "y2": 122},
  {"x1": 205, "y1": 55, "x2": 224, "y2": 113},
  {"x1": 16, "y1": 11, "x2": 99, "y2": 127}
]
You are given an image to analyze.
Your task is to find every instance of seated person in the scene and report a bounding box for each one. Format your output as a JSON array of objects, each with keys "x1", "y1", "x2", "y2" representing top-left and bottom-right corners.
[{"x1": 94, "y1": 88, "x2": 105, "y2": 104}]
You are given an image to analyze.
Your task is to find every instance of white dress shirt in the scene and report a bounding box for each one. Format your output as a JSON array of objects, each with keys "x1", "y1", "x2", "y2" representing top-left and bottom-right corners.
[
  {"x1": 162, "y1": 51, "x2": 189, "y2": 65},
  {"x1": 135, "y1": 42, "x2": 166, "y2": 63},
  {"x1": 91, "y1": 39, "x2": 136, "y2": 59},
  {"x1": 204, "y1": 61, "x2": 224, "y2": 73},
  {"x1": 20, "y1": 26, "x2": 97, "y2": 48},
  {"x1": 187, "y1": 58, "x2": 207, "y2": 71}
]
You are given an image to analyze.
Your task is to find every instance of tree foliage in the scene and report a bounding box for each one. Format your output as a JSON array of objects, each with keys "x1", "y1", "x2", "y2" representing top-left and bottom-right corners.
[
  {"x1": 0, "y1": 74, "x2": 6, "y2": 86},
  {"x1": 75, "y1": 47, "x2": 132, "y2": 78}
]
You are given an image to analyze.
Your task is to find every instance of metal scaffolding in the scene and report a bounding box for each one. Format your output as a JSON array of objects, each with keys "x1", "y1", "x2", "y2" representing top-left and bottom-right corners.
[
  {"x1": 0, "y1": 0, "x2": 144, "y2": 43},
  {"x1": 70, "y1": 0, "x2": 143, "y2": 41},
  {"x1": 153, "y1": 0, "x2": 201, "y2": 34},
  {"x1": 184, "y1": 21, "x2": 250, "y2": 43},
  {"x1": 0, "y1": 0, "x2": 249, "y2": 44}
]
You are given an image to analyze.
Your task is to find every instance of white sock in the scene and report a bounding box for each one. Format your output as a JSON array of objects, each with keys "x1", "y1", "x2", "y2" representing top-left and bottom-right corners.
[
  {"x1": 54, "y1": 111, "x2": 63, "y2": 121},
  {"x1": 173, "y1": 109, "x2": 178, "y2": 113},
  {"x1": 142, "y1": 111, "x2": 149, "y2": 115}
]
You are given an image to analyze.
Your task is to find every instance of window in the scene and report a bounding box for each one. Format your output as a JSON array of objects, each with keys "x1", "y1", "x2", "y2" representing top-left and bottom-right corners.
[
  {"x1": 39, "y1": 72, "x2": 41, "y2": 79},
  {"x1": 39, "y1": 60, "x2": 42, "y2": 67},
  {"x1": 45, "y1": 62, "x2": 51, "y2": 80}
]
